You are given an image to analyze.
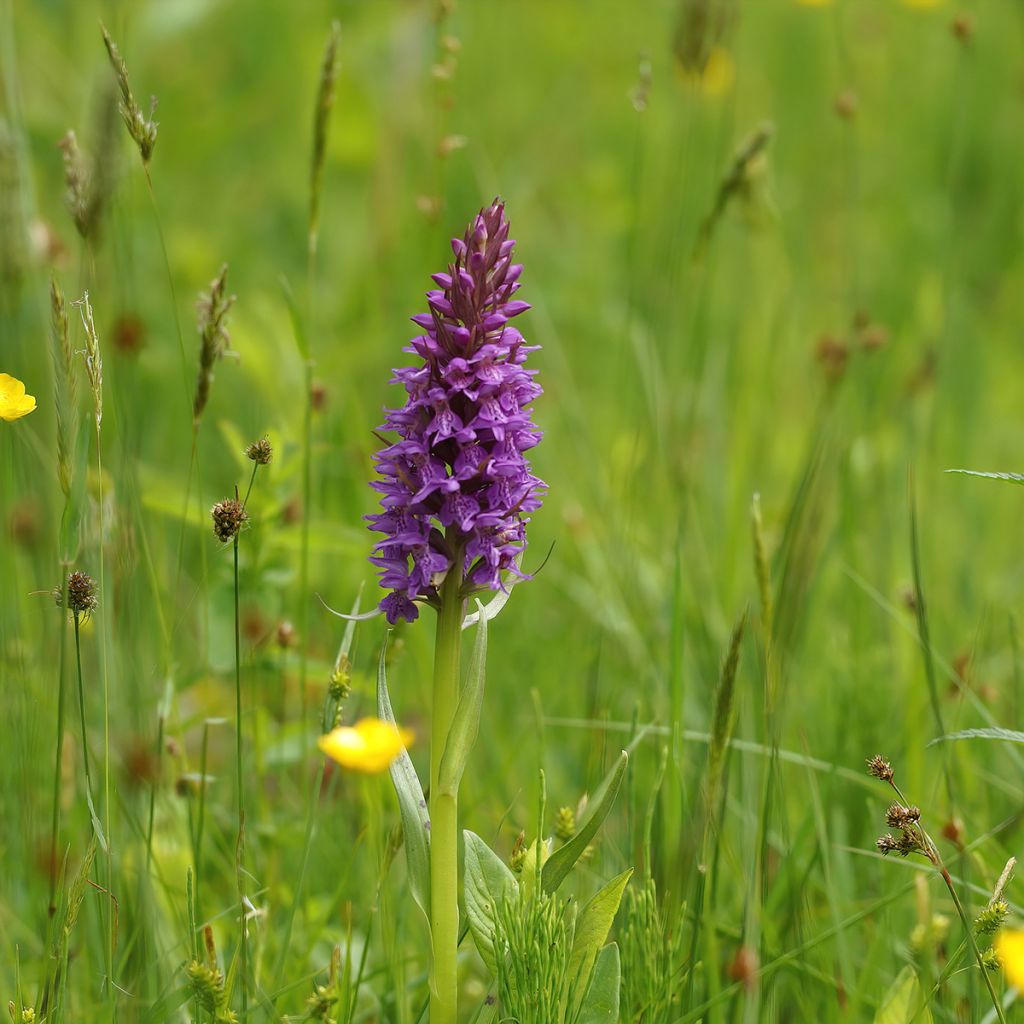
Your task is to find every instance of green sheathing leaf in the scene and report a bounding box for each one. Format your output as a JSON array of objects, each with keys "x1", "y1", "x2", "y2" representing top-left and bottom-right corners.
[
  {"x1": 464, "y1": 829, "x2": 519, "y2": 975},
  {"x1": 438, "y1": 600, "x2": 488, "y2": 795},
  {"x1": 578, "y1": 942, "x2": 621, "y2": 1024},
  {"x1": 543, "y1": 751, "x2": 627, "y2": 894},
  {"x1": 377, "y1": 637, "x2": 431, "y2": 926},
  {"x1": 569, "y1": 868, "x2": 632, "y2": 1000}
]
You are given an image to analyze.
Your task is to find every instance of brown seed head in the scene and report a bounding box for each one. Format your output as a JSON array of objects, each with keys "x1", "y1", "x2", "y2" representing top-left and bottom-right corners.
[
  {"x1": 834, "y1": 90, "x2": 858, "y2": 120},
  {"x1": 876, "y1": 833, "x2": 900, "y2": 856},
  {"x1": 952, "y1": 13, "x2": 974, "y2": 43},
  {"x1": 64, "y1": 571, "x2": 98, "y2": 616},
  {"x1": 245, "y1": 437, "x2": 272, "y2": 465},
  {"x1": 275, "y1": 620, "x2": 296, "y2": 649},
  {"x1": 885, "y1": 802, "x2": 921, "y2": 829},
  {"x1": 211, "y1": 498, "x2": 248, "y2": 543},
  {"x1": 866, "y1": 755, "x2": 894, "y2": 782}
]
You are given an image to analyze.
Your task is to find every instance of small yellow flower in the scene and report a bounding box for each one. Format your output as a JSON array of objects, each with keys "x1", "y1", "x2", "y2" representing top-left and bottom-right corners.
[
  {"x1": 0, "y1": 373, "x2": 37, "y2": 422},
  {"x1": 318, "y1": 718, "x2": 414, "y2": 775},
  {"x1": 795, "y1": 0, "x2": 833, "y2": 6},
  {"x1": 996, "y1": 930, "x2": 1024, "y2": 989},
  {"x1": 902, "y1": 0, "x2": 943, "y2": 7}
]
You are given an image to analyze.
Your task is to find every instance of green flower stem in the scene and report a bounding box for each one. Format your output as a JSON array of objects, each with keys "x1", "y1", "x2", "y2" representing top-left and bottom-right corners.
[
  {"x1": 429, "y1": 564, "x2": 464, "y2": 1024},
  {"x1": 47, "y1": 578, "x2": 68, "y2": 917},
  {"x1": 73, "y1": 613, "x2": 98, "y2": 818},
  {"x1": 233, "y1": 535, "x2": 248, "y2": 1019}
]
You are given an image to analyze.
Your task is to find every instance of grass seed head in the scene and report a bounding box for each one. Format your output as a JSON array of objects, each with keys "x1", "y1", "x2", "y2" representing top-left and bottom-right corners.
[{"x1": 101, "y1": 25, "x2": 158, "y2": 164}]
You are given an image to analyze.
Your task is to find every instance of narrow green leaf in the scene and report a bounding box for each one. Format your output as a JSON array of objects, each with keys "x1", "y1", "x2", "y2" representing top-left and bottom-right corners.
[
  {"x1": 377, "y1": 636, "x2": 431, "y2": 926},
  {"x1": 578, "y1": 942, "x2": 621, "y2": 1024},
  {"x1": 873, "y1": 966, "x2": 933, "y2": 1024},
  {"x1": 85, "y1": 788, "x2": 108, "y2": 852},
  {"x1": 928, "y1": 726, "x2": 1024, "y2": 746},
  {"x1": 569, "y1": 869, "x2": 632, "y2": 1001},
  {"x1": 279, "y1": 274, "x2": 311, "y2": 362},
  {"x1": 946, "y1": 469, "x2": 1024, "y2": 485},
  {"x1": 464, "y1": 829, "x2": 518, "y2": 975},
  {"x1": 542, "y1": 750, "x2": 628, "y2": 894},
  {"x1": 438, "y1": 600, "x2": 487, "y2": 795}
]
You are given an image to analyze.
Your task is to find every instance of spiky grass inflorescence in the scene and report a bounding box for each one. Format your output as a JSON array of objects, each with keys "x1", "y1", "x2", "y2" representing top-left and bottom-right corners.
[
  {"x1": 622, "y1": 877, "x2": 686, "y2": 1024},
  {"x1": 101, "y1": 25, "x2": 158, "y2": 165},
  {"x1": 193, "y1": 265, "x2": 235, "y2": 426},
  {"x1": 49, "y1": 281, "x2": 75, "y2": 500},
  {"x1": 58, "y1": 131, "x2": 90, "y2": 238},
  {"x1": 74, "y1": 292, "x2": 102, "y2": 430},
  {"x1": 309, "y1": 21, "x2": 341, "y2": 256},
  {"x1": 492, "y1": 892, "x2": 580, "y2": 1024}
]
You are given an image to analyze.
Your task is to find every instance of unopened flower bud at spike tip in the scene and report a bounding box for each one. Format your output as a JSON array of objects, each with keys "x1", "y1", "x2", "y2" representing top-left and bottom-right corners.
[{"x1": 366, "y1": 200, "x2": 546, "y2": 622}]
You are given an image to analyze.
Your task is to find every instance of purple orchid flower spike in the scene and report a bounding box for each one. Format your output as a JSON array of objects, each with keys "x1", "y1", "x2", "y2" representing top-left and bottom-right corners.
[{"x1": 366, "y1": 200, "x2": 546, "y2": 623}]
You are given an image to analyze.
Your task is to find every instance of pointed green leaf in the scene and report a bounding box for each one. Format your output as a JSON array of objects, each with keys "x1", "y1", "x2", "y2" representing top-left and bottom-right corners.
[
  {"x1": 280, "y1": 274, "x2": 311, "y2": 362},
  {"x1": 85, "y1": 788, "x2": 108, "y2": 852},
  {"x1": 464, "y1": 830, "x2": 518, "y2": 975},
  {"x1": 928, "y1": 726, "x2": 1024, "y2": 746},
  {"x1": 578, "y1": 942, "x2": 621, "y2": 1024},
  {"x1": 946, "y1": 469, "x2": 1024, "y2": 485},
  {"x1": 873, "y1": 966, "x2": 933, "y2": 1024},
  {"x1": 569, "y1": 869, "x2": 632, "y2": 1000},
  {"x1": 542, "y1": 751, "x2": 628, "y2": 894},
  {"x1": 438, "y1": 600, "x2": 487, "y2": 796},
  {"x1": 377, "y1": 636, "x2": 431, "y2": 927}
]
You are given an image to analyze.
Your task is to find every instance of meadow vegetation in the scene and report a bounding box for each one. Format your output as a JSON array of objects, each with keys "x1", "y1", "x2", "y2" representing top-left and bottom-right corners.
[{"x1": 3, "y1": 1, "x2": 1024, "y2": 1021}]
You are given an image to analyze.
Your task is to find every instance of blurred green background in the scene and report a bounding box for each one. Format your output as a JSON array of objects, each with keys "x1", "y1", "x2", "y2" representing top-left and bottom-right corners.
[{"x1": 3, "y1": 0, "x2": 1024, "y2": 1020}]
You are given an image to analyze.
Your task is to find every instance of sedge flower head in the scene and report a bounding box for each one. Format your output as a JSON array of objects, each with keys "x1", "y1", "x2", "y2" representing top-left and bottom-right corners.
[
  {"x1": 996, "y1": 930, "x2": 1024, "y2": 989},
  {"x1": 367, "y1": 199, "x2": 546, "y2": 623},
  {"x1": 0, "y1": 373, "x2": 36, "y2": 422},
  {"x1": 318, "y1": 717, "x2": 414, "y2": 774}
]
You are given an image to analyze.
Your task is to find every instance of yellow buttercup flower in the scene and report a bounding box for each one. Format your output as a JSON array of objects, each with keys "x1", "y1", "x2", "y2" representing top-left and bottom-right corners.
[
  {"x1": 996, "y1": 930, "x2": 1024, "y2": 989},
  {"x1": 318, "y1": 717, "x2": 414, "y2": 774},
  {"x1": 0, "y1": 373, "x2": 37, "y2": 422}
]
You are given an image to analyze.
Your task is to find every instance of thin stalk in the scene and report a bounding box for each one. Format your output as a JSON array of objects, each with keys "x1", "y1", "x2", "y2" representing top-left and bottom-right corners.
[
  {"x1": 428, "y1": 564, "x2": 464, "y2": 1024},
  {"x1": 73, "y1": 613, "x2": 98, "y2": 821},
  {"x1": 887, "y1": 778, "x2": 1006, "y2": 1024},
  {"x1": 195, "y1": 719, "x2": 212, "y2": 925},
  {"x1": 298, "y1": 360, "x2": 313, "y2": 740},
  {"x1": 144, "y1": 712, "x2": 164, "y2": 872},
  {"x1": 233, "y1": 534, "x2": 248, "y2": 1019},
  {"x1": 47, "y1": 575, "x2": 69, "y2": 917},
  {"x1": 936, "y1": 864, "x2": 1007, "y2": 1024}
]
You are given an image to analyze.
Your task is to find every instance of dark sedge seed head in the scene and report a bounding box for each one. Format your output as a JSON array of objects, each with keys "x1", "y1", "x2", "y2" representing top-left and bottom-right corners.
[
  {"x1": 64, "y1": 571, "x2": 98, "y2": 616},
  {"x1": 867, "y1": 755, "x2": 894, "y2": 782},
  {"x1": 885, "y1": 802, "x2": 921, "y2": 830},
  {"x1": 245, "y1": 437, "x2": 272, "y2": 465},
  {"x1": 211, "y1": 498, "x2": 248, "y2": 543},
  {"x1": 876, "y1": 833, "x2": 899, "y2": 856}
]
